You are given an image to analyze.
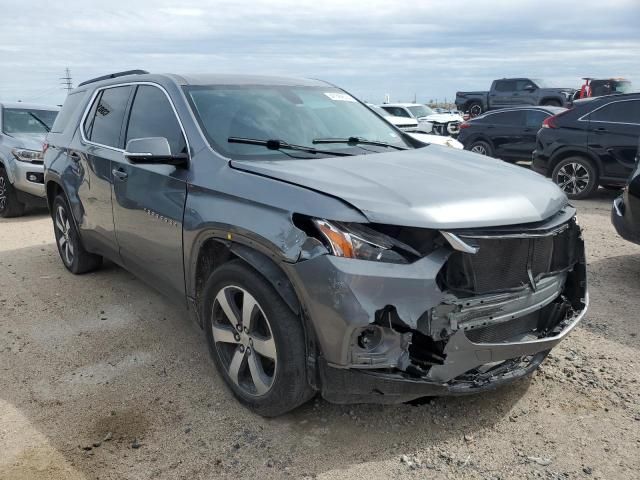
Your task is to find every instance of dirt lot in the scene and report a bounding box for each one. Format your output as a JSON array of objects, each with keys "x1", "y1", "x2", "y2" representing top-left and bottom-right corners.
[{"x1": 1, "y1": 189, "x2": 639, "y2": 480}]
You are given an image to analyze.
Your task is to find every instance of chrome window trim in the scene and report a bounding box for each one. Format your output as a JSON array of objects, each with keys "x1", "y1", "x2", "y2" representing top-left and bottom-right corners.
[
  {"x1": 79, "y1": 81, "x2": 191, "y2": 158},
  {"x1": 577, "y1": 98, "x2": 640, "y2": 126}
]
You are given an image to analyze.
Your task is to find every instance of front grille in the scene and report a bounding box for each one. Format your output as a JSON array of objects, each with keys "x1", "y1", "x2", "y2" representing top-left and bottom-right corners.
[
  {"x1": 443, "y1": 219, "x2": 579, "y2": 295},
  {"x1": 465, "y1": 312, "x2": 539, "y2": 343}
]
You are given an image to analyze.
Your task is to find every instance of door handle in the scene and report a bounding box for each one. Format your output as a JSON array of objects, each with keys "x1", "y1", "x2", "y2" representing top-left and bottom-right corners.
[
  {"x1": 595, "y1": 127, "x2": 607, "y2": 132},
  {"x1": 112, "y1": 168, "x2": 128, "y2": 181}
]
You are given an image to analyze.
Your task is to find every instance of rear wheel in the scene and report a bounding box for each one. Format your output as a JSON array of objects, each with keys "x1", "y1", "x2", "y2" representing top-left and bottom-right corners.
[
  {"x1": 202, "y1": 260, "x2": 313, "y2": 417},
  {"x1": 551, "y1": 157, "x2": 598, "y2": 199},
  {"x1": 467, "y1": 101, "x2": 483, "y2": 117},
  {"x1": 0, "y1": 167, "x2": 26, "y2": 218},
  {"x1": 52, "y1": 194, "x2": 102, "y2": 273},
  {"x1": 469, "y1": 140, "x2": 493, "y2": 157}
]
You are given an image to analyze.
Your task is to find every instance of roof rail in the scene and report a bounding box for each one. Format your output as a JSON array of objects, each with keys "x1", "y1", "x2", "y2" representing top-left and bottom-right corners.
[{"x1": 78, "y1": 70, "x2": 149, "y2": 87}]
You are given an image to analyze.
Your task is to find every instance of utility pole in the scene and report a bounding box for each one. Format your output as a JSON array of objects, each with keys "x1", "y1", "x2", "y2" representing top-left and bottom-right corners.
[{"x1": 60, "y1": 68, "x2": 73, "y2": 92}]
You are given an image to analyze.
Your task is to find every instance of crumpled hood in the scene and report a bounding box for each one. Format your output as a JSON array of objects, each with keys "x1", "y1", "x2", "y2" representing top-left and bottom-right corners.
[
  {"x1": 423, "y1": 113, "x2": 463, "y2": 123},
  {"x1": 231, "y1": 146, "x2": 568, "y2": 229}
]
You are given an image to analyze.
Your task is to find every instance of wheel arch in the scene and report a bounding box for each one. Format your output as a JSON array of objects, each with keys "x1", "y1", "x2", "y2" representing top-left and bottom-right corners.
[
  {"x1": 539, "y1": 96, "x2": 563, "y2": 106},
  {"x1": 548, "y1": 148, "x2": 601, "y2": 180},
  {"x1": 192, "y1": 237, "x2": 302, "y2": 327}
]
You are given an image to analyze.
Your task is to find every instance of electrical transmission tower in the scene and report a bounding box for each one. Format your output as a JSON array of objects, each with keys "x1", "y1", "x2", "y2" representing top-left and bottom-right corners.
[{"x1": 60, "y1": 68, "x2": 73, "y2": 92}]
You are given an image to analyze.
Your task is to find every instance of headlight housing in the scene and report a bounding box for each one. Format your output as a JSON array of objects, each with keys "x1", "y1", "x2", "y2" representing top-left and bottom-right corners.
[
  {"x1": 12, "y1": 148, "x2": 43, "y2": 163},
  {"x1": 311, "y1": 219, "x2": 416, "y2": 264}
]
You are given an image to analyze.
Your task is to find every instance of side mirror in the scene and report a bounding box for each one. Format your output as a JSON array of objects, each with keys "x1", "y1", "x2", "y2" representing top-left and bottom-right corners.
[
  {"x1": 124, "y1": 137, "x2": 188, "y2": 166},
  {"x1": 524, "y1": 84, "x2": 537, "y2": 92}
]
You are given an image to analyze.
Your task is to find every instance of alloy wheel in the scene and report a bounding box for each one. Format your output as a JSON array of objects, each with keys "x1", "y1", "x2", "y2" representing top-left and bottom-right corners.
[
  {"x1": 211, "y1": 286, "x2": 277, "y2": 396},
  {"x1": 471, "y1": 144, "x2": 487, "y2": 155},
  {"x1": 469, "y1": 104, "x2": 482, "y2": 117},
  {"x1": 54, "y1": 205, "x2": 74, "y2": 265},
  {"x1": 0, "y1": 177, "x2": 6, "y2": 211},
  {"x1": 557, "y1": 162, "x2": 590, "y2": 196}
]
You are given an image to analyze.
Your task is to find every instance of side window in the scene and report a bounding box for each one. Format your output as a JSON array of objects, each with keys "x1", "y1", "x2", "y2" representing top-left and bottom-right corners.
[
  {"x1": 526, "y1": 110, "x2": 550, "y2": 127},
  {"x1": 516, "y1": 80, "x2": 534, "y2": 91},
  {"x1": 125, "y1": 85, "x2": 187, "y2": 154},
  {"x1": 84, "y1": 86, "x2": 133, "y2": 148},
  {"x1": 589, "y1": 100, "x2": 640, "y2": 124},
  {"x1": 492, "y1": 110, "x2": 525, "y2": 125},
  {"x1": 495, "y1": 81, "x2": 514, "y2": 92}
]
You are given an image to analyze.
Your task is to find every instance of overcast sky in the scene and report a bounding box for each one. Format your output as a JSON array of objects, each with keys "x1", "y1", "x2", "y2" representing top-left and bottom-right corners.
[{"x1": 0, "y1": 0, "x2": 638, "y2": 106}]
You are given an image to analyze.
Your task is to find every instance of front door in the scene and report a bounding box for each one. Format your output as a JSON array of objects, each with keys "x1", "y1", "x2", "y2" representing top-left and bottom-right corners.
[{"x1": 111, "y1": 84, "x2": 189, "y2": 302}]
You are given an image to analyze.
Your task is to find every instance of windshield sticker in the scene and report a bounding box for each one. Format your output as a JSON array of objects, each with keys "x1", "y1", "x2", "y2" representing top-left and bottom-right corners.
[{"x1": 324, "y1": 92, "x2": 356, "y2": 102}]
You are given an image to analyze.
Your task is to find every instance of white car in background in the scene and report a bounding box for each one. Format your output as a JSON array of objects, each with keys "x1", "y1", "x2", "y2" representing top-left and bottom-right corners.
[
  {"x1": 366, "y1": 104, "x2": 462, "y2": 149},
  {"x1": 379, "y1": 103, "x2": 464, "y2": 136},
  {"x1": 367, "y1": 104, "x2": 419, "y2": 132}
]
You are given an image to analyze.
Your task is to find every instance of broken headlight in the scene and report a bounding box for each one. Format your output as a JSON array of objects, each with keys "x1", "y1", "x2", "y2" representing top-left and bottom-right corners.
[{"x1": 311, "y1": 219, "x2": 418, "y2": 263}]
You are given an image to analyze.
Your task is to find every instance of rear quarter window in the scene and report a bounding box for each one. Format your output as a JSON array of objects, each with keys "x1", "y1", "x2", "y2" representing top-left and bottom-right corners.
[{"x1": 50, "y1": 91, "x2": 86, "y2": 133}]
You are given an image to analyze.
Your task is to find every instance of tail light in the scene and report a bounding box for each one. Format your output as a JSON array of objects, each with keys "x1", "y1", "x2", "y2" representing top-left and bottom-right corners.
[
  {"x1": 542, "y1": 116, "x2": 558, "y2": 129},
  {"x1": 459, "y1": 121, "x2": 471, "y2": 129},
  {"x1": 42, "y1": 143, "x2": 49, "y2": 155}
]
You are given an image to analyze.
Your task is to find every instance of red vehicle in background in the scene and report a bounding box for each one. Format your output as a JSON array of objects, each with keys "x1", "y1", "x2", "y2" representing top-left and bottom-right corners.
[{"x1": 576, "y1": 78, "x2": 632, "y2": 99}]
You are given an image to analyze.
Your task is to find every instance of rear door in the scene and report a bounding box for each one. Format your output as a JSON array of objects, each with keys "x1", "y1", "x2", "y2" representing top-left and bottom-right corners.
[
  {"x1": 487, "y1": 110, "x2": 526, "y2": 159},
  {"x1": 491, "y1": 80, "x2": 515, "y2": 107},
  {"x1": 77, "y1": 85, "x2": 134, "y2": 258},
  {"x1": 586, "y1": 98, "x2": 640, "y2": 180},
  {"x1": 111, "y1": 84, "x2": 189, "y2": 302}
]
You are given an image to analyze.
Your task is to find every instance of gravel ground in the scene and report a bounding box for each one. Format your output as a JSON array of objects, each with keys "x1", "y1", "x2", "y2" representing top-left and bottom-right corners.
[{"x1": 1, "y1": 189, "x2": 639, "y2": 480}]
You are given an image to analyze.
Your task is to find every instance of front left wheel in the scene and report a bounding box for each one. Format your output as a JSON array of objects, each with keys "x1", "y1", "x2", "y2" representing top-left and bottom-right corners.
[
  {"x1": 52, "y1": 194, "x2": 102, "y2": 274},
  {"x1": 202, "y1": 260, "x2": 313, "y2": 417}
]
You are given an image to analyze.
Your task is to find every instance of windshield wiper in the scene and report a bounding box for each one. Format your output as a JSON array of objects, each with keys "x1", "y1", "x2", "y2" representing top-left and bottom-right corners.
[
  {"x1": 228, "y1": 137, "x2": 354, "y2": 157},
  {"x1": 312, "y1": 136, "x2": 408, "y2": 151},
  {"x1": 27, "y1": 112, "x2": 51, "y2": 133}
]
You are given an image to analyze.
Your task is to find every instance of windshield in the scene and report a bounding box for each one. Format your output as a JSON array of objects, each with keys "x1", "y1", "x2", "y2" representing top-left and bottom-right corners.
[
  {"x1": 2, "y1": 108, "x2": 58, "y2": 135},
  {"x1": 185, "y1": 85, "x2": 411, "y2": 160},
  {"x1": 612, "y1": 81, "x2": 632, "y2": 94},
  {"x1": 531, "y1": 79, "x2": 550, "y2": 88},
  {"x1": 407, "y1": 105, "x2": 433, "y2": 118}
]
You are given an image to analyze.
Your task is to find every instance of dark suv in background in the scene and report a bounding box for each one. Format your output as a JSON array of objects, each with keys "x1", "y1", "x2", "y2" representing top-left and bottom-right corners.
[
  {"x1": 533, "y1": 93, "x2": 640, "y2": 199},
  {"x1": 612, "y1": 137, "x2": 640, "y2": 245},
  {"x1": 458, "y1": 106, "x2": 565, "y2": 162}
]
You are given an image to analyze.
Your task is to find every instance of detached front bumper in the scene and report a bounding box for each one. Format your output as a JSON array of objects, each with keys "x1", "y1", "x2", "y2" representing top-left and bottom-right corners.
[{"x1": 288, "y1": 211, "x2": 587, "y2": 404}]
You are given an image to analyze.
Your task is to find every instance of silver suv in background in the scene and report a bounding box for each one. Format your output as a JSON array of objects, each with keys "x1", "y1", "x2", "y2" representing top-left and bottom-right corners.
[{"x1": 0, "y1": 102, "x2": 59, "y2": 217}]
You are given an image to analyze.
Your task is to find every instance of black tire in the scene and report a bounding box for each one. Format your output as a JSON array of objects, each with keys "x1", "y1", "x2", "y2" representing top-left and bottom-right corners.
[
  {"x1": 52, "y1": 194, "x2": 102, "y2": 274},
  {"x1": 541, "y1": 99, "x2": 562, "y2": 107},
  {"x1": 468, "y1": 140, "x2": 493, "y2": 157},
  {"x1": 467, "y1": 101, "x2": 483, "y2": 117},
  {"x1": 202, "y1": 259, "x2": 313, "y2": 417},
  {"x1": 0, "y1": 167, "x2": 26, "y2": 218},
  {"x1": 551, "y1": 156, "x2": 598, "y2": 200}
]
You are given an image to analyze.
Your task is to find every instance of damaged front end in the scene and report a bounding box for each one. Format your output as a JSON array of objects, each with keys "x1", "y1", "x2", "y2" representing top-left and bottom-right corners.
[{"x1": 286, "y1": 206, "x2": 588, "y2": 404}]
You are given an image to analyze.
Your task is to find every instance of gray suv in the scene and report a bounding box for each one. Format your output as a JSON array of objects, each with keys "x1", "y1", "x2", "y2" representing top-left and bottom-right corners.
[
  {"x1": 0, "y1": 102, "x2": 59, "y2": 217},
  {"x1": 44, "y1": 71, "x2": 588, "y2": 416}
]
